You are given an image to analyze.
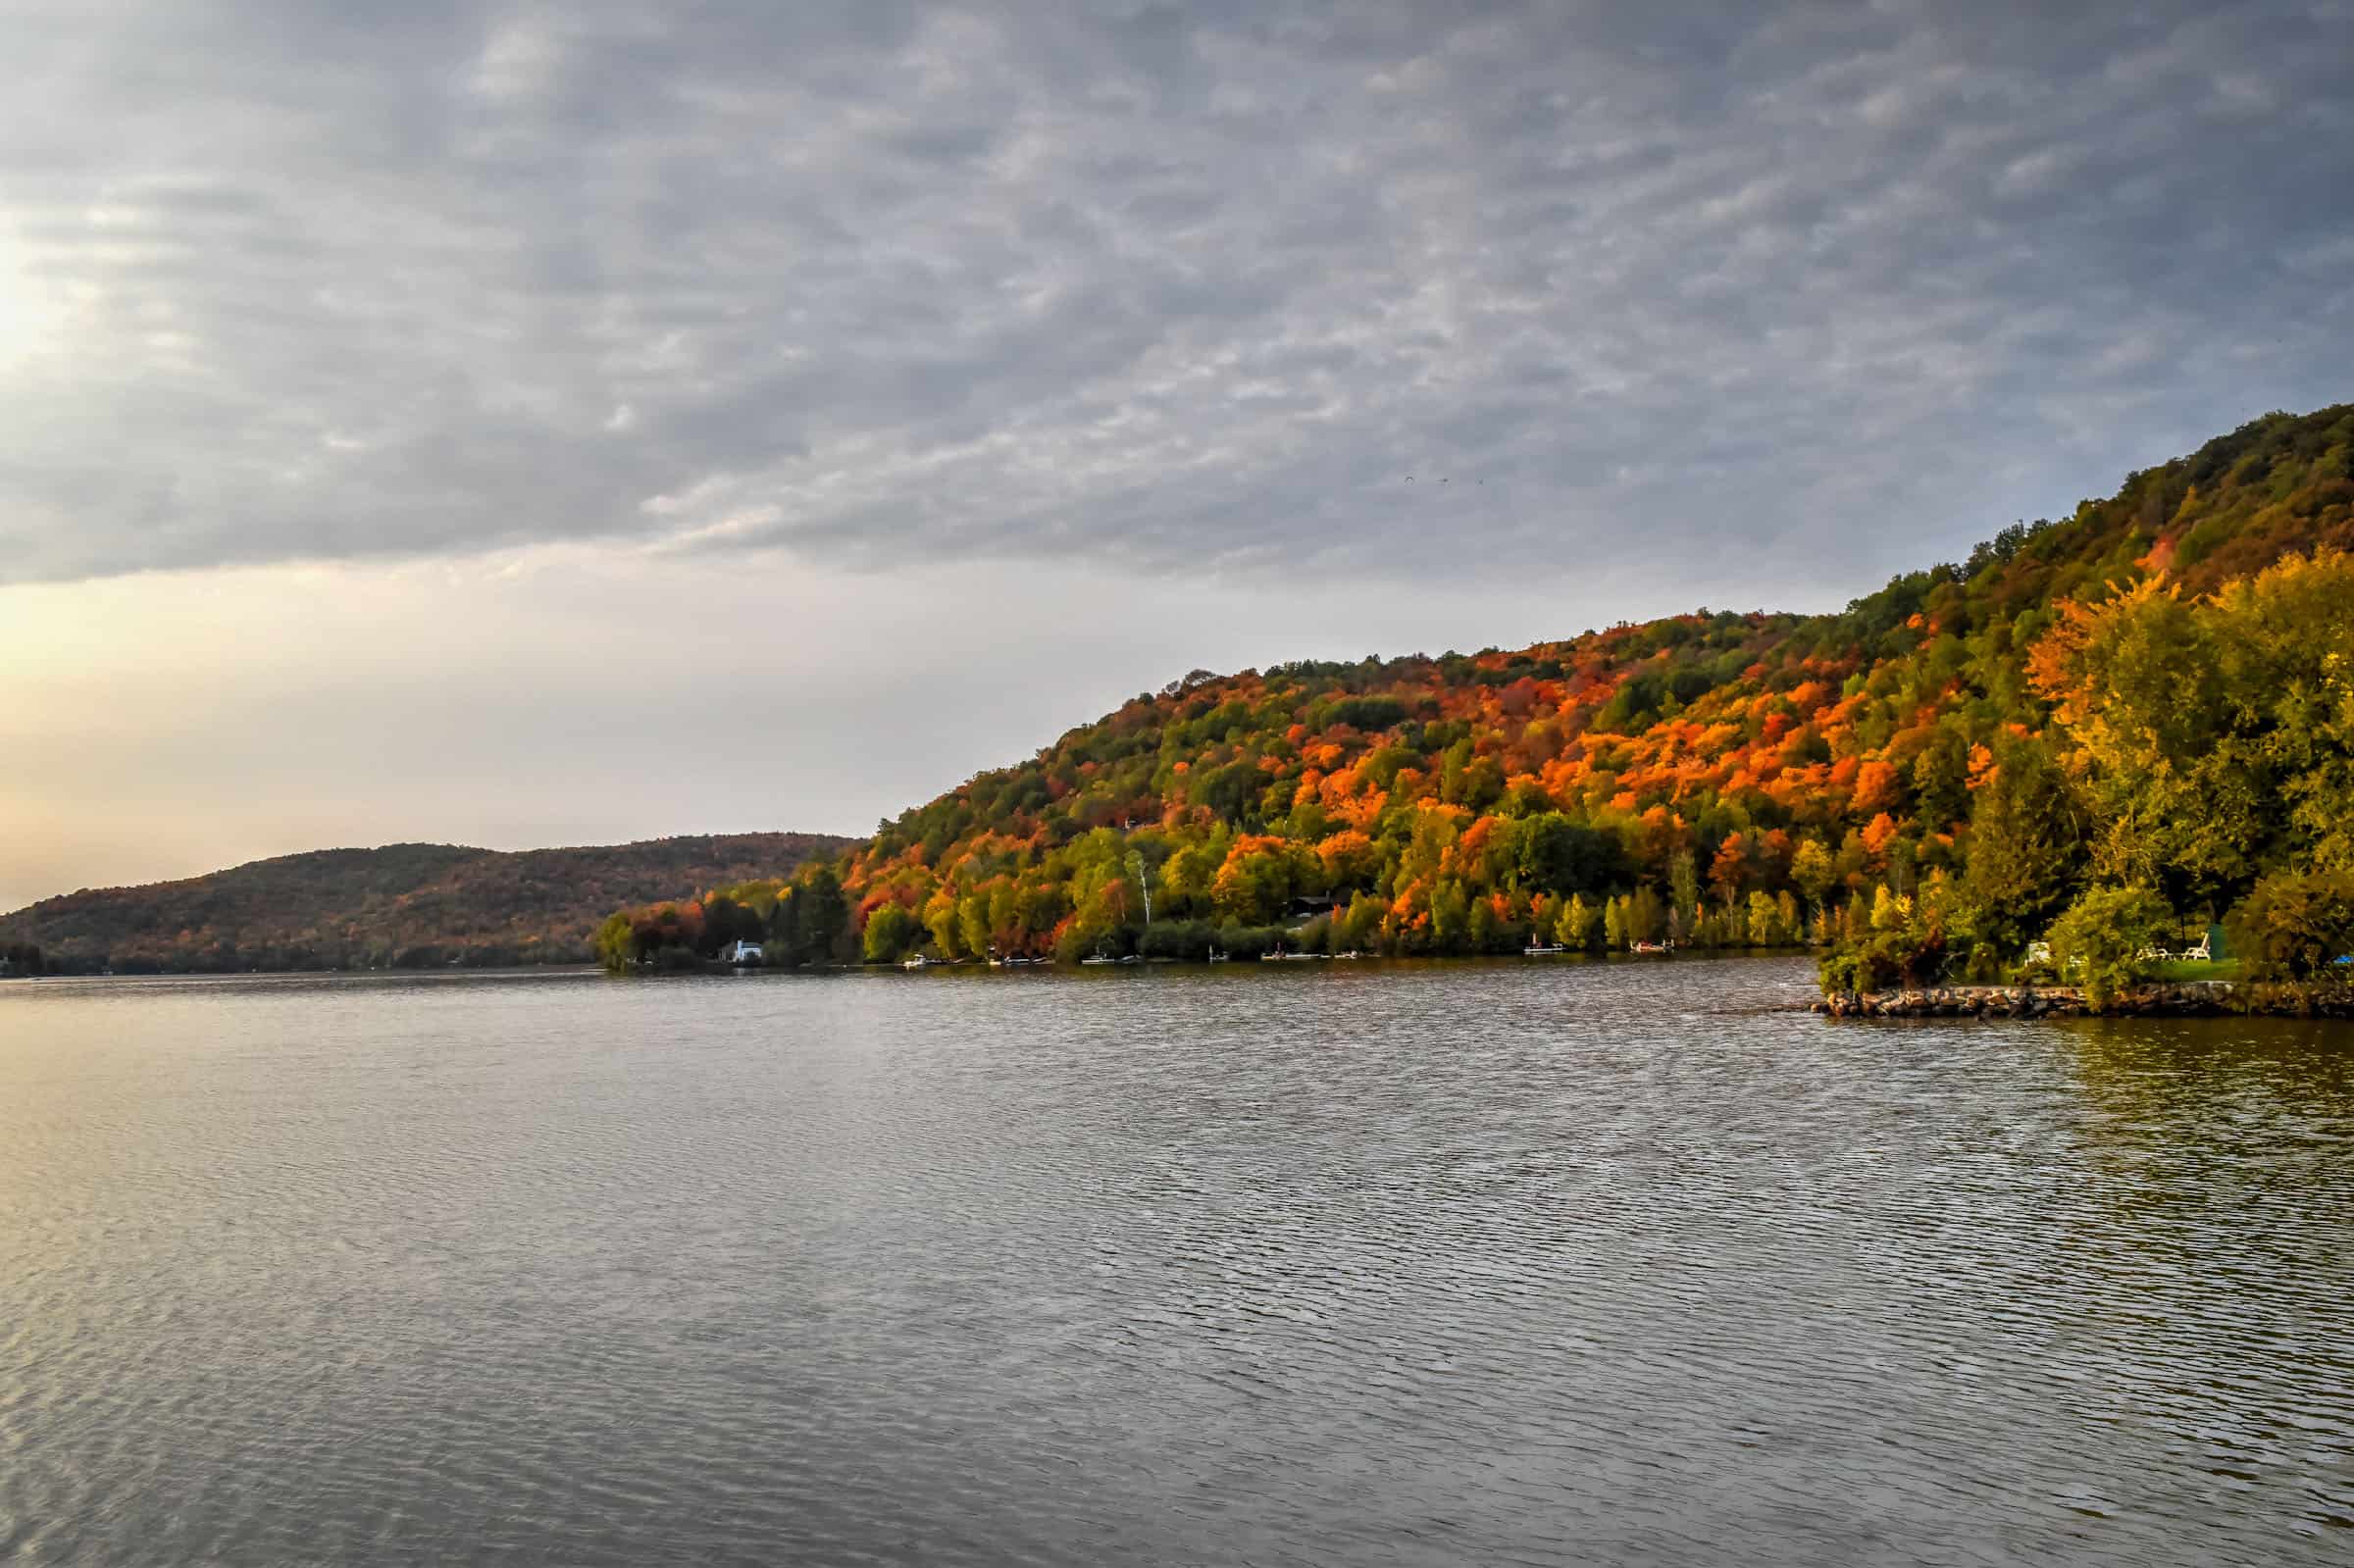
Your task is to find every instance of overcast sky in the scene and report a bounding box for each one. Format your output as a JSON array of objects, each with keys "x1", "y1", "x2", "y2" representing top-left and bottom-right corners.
[{"x1": 3, "y1": 0, "x2": 2348, "y2": 908}]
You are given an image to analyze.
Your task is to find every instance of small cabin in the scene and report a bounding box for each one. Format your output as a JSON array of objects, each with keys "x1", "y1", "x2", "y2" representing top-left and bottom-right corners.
[{"x1": 724, "y1": 939, "x2": 763, "y2": 964}]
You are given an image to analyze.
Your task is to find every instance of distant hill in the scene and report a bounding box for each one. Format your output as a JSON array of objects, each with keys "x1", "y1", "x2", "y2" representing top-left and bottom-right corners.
[{"x1": 1, "y1": 834, "x2": 852, "y2": 973}]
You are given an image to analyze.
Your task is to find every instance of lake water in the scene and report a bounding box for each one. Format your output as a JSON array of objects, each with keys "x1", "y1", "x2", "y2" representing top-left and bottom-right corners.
[{"x1": 2, "y1": 958, "x2": 2349, "y2": 1565}]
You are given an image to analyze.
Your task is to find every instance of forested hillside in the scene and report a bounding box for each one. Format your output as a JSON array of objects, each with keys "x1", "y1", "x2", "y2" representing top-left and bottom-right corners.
[
  {"x1": 605, "y1": 404, "x2": 2354, "y2": 991},
  {"x1": 3, "y1": 834, "x2": 849, "y2": 973}
]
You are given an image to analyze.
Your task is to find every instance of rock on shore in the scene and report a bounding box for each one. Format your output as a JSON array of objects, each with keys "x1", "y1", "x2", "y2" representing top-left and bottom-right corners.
[{"x1": 1812, "y1": 982, "x2": 2354, "y2": 1020}]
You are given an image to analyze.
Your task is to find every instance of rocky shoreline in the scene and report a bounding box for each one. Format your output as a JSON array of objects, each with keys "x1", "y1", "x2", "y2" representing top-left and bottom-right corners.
[{"x1": 1812, "y1": 982, "x2": 2354, "y2": 1020}]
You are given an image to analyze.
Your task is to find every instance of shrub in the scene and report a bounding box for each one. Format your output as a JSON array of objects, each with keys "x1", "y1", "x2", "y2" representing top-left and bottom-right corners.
[
  {"x1": 2045, "y1": 885, "x2": 2170, "y2": 1009},
  {"x1": 1137, "y1": 919, "x2": 1217, "y2": 961},
  {"x1": 1211, "y1": 923, "x2": 1290, "y2": 960},
  {"x1": 2226, "y1": 868, "x2": 2354, "y2": 981},
  {"x1": 1816, "y1": 873, "x2": 1979, "y2": 994},
  {"x1": 1818, "y1": 922, "x2": 1940, "y2": 994}
]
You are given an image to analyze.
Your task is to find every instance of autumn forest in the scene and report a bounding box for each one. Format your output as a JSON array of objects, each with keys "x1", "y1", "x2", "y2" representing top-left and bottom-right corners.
[{"x1": 592, "y1": 404, "x2": 2354, "y2": 997}]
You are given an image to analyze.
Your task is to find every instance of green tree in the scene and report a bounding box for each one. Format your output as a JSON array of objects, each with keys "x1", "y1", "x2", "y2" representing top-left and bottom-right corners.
[
  {"x1": 1911, "y1": 730, "x2": 1970, "y2": 830},
  {"x1": 861, "y1": 901, "x2": 920, "y2": 963},
  {"x1": 699, "y1": 893, "x2": 751, "y2": 957},
  {"x1": 1157, "y1": 835, "x2": 1224, "y2": 918},
  {"x1": 2227, "y1": 867, "x2": 2354, "y2": 981},
  {"x1": 1962, "y1": 740, "x2": 2089, "y2": 956},
  {"x1": 1558, "y1": 892, "x2": 1602, "y2": 951},
  {"x1": 1212, "y1": 837, "x2": 1313, "y2": 925},
  {"x1": 1668, "y1": 850, "x2": 1700, "y2": 930},
  {"x1": 1627, "y1": 885, "x2": 1665, "y2": 945},
  {"x1": 1790, "y1": 837, "x2": 1837, "y2": 916},
  {"x1": 957, "y1": 891, "x2": 994, "y2": 959},
  {"x1": 593, "y1": 911, "x2": 638, "y2": 972},
  {"x1": 1817, "y1": 872, "x2": 1976, "y2": 994},
  {"x1": 1427, "y1": 879, "x2": 1470, "y2": 950},
  {"x1": 923, "y1": 886, "x2": 962, "y2": 957},
  {"x1": 1439, "y1": 738, "x2": 1474, "y2": 804},
  {"x1": 1511, "y1": 813, "x2": 1625, "y2": 894},
  {"x1": 793, "y1": 866, "x2": 851, "y2": 965},
  {"x1": 1466, "y1": 895, "x2": 1498, "y2": 952},
  {"x1": 2046, "y1": 885, "x2": 2170, "y2": 1010},
  {"x1": 2031, "y1": 552, "x2": 2354, "y2": 911},
  {"x1": 766, "y1": 890, "x2": 803, "y2": 963}
]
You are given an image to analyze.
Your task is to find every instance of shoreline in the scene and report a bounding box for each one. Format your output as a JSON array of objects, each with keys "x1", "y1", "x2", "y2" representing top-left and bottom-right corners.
[{"x1": 1812, "y1": 981, "x2": 2354, "y2": 1020}]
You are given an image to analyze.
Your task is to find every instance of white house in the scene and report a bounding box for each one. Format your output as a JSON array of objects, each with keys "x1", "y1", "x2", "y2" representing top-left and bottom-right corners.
[{"x1": 725, "y1": 939, "x2": 764, "y2": 964}]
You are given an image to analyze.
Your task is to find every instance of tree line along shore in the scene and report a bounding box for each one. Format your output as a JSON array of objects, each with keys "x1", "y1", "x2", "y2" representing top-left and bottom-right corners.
[{"x1": 594, "y1": 406, "x2": 2354, "y2": 1013}]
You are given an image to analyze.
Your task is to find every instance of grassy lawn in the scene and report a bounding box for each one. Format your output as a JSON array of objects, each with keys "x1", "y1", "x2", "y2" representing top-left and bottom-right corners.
[{"x1": 2147, "y1": 957, "x2": 2241, "y2": 983}]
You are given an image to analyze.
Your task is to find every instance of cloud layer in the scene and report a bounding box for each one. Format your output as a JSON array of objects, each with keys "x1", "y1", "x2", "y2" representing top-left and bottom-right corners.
[{"x1": 4, "y1": 0, "x2": 2349, "y2": 589}]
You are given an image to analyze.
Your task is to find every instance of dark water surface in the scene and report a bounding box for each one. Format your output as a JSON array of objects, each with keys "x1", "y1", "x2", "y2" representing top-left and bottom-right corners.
[{"x1": 3, "y1": 958, "x2": 2350, "y2": 1565}]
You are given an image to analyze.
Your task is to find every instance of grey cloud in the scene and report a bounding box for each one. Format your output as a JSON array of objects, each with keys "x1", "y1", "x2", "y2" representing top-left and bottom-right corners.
[{"x1": 1, "y1": 0, "x2": 2347, "y2": 591}]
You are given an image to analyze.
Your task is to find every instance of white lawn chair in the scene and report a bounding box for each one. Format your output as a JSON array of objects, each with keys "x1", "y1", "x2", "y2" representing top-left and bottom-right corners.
[{"x1": 2177, "y1": 932, "x2": 2212, "y2": 962}]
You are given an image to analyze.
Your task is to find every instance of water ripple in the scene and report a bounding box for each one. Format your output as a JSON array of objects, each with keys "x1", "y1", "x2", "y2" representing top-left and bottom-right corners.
[{"x1": 2, "y1": 959, "x2": 2350, "y2": 1564}]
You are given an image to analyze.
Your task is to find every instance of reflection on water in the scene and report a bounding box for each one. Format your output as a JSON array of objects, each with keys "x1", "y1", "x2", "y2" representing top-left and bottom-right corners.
[{"x1": 2, "y1": 959, "x2": 2348, "y2": 1565}]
